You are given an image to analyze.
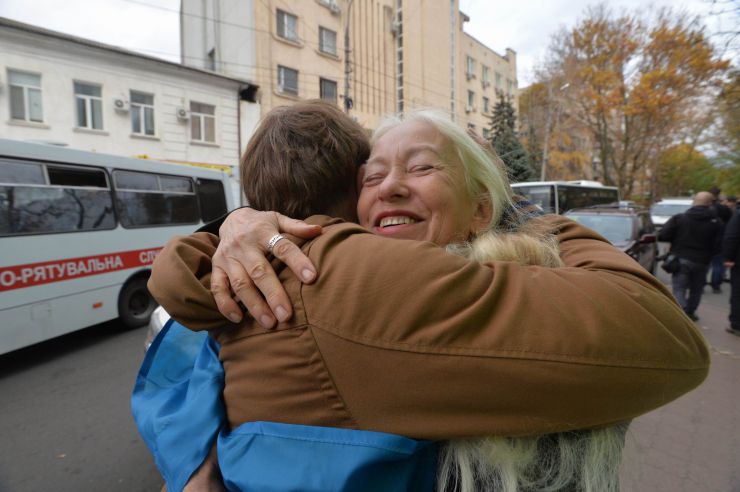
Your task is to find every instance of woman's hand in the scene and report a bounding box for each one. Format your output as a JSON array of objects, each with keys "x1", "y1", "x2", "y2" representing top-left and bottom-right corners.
[{"x1": 212, "y1": 208, "x2": 322, "y2": 328}]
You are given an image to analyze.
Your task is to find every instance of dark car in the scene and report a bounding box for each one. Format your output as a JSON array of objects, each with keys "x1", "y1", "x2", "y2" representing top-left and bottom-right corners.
[{"x1": 565, "y1": 204, "x2": 659, "y2": 274}]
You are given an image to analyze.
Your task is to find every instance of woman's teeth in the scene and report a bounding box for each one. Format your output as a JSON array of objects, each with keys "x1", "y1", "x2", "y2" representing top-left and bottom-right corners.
[{"x1": 379, "y1": 216, "x2": 417, "y2": 227}]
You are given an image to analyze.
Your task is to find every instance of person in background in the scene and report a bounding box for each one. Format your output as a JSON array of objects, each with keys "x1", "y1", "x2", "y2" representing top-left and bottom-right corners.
[
  {"x1": 723, "y1": 202, "x2": 740, "y2": 336},
  {"x1": 709, "y1": 186, "x2": 732, "y2": 293},
  {"x1": 723, "y1": 195, "x2": 737, "y2": 215},
  {"x1": 659, "y1": 191, "x2": 724, "y2": 321}
]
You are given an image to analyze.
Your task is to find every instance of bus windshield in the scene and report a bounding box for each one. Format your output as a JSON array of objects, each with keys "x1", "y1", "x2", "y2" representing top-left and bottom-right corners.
[{"x1": 512, "y1": 185, "x2": 555, "y2": 213}]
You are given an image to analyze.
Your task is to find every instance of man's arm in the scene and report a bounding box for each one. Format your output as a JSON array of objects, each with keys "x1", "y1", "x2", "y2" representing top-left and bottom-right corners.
[
  {"x1": 657, "y1": 214, "x2": 678, "y2": 242},
  {"x1": 723, "y1": 212, "x2": 740, "y2": 266}
]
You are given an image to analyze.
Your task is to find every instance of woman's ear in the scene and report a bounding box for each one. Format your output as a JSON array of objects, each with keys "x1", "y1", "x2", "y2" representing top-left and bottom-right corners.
[{"x1": 471, "y1": 196, "x2": 493, "y2": 234}]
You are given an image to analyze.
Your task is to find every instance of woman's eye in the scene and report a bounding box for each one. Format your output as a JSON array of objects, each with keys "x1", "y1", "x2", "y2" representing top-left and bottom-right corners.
[
  {"x1": 410, "y1": 164, "x2": 434, "y2": 173},
  {"x1": 362, "y1": 174, "x2": 384, "y2": 186}
]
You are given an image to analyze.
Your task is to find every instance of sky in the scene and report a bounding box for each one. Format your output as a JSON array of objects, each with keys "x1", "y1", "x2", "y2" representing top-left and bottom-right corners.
[{"x1": 0, "y1": 0, "x2": 734, "y2": 87}]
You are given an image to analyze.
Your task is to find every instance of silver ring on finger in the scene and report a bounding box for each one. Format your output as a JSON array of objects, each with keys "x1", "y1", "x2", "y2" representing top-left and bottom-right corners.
[{"x1": 266, "y1": 234, "x2": 286, "y2": 255}]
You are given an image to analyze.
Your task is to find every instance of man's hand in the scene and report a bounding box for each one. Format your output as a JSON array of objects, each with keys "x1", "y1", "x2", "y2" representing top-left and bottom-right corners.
[
  {"x1": 212, "y1": 208, "x2": 322, "y2": 328},
  {"x1": 181, "y1": 445, "x2": 226, "y2": 492}
]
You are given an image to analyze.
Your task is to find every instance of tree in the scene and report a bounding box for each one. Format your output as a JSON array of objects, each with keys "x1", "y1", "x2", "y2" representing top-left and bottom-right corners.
[
  {"x1": 657, "y1": 144, "x2": 717, "y2": 196},
  {"x1": 712, "y1": 69, "x2": 740, "y2": 195},
  {"x1": 532, "y1": 4, "x2": 729, "y2": 199},
  {"x1": 488, "y1": 94, "x2": 532, "y2": 182}
]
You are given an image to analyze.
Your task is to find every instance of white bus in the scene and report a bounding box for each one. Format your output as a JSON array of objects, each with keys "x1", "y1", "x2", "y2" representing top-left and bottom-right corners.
[
  {"x1": 511, "y1": 180, "x2": 620, "y2": 214},
  {"x1": 0, "y1": 139, "x2": 235, "y2": 355}
]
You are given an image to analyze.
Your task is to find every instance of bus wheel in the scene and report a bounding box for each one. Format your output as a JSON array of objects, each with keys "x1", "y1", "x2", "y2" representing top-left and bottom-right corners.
[{"x1": 118, "y1": 277, "x2": 157, "y2": 328}]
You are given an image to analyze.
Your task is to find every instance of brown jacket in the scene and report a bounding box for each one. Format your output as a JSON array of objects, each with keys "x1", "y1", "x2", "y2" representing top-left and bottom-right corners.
[{"x1": 148, "y1": 215, "x2": 709, "y2": 440}]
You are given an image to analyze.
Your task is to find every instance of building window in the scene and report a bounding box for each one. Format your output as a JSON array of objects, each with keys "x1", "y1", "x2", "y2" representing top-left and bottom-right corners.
[
  {"x1": 483, "y1": 128, "x2": 490, "y2": 139},
  {"x1": 483, "y1": 96, "x2": 490, "y2": 114},
  {"x1": 277, "y1": 65, "x2": 299, "y2": 96},
  {"x1": 190, "y1": 101, "x2": 216, "y2": 143},
  {"x1": 319, "y1": 27, "x2": 337, "y2": 56},
  {"x1": 276, "y1": 9, "x2": 298, "y2": 42},
  {"x1": 507, "y1": 78, "x2": 514, "y2": 95},
  {"x1": 466, "y1": 56, "x2": 475, "y2": 79},
  {"x1": 467, "y1": 90, "x2": 475, "y2": 111},
  {"x1": 74, "y1": 82, "x2": 103, "y2": 130},
  {"x1": 9, "y1": 70, "x2": 43, "y2": 123},
  {"x1": 495, "y1": 72, "x2": 502, "y2": 90},
  {"x1": 482, "y1": 65, "x2": 490, "y2": 87},
  {"x1": 130, "y1": 91, "x2": 155, "y2": 136},
  {"x1": 320, "y1": 78, "x2": 338, "y2": 103}
]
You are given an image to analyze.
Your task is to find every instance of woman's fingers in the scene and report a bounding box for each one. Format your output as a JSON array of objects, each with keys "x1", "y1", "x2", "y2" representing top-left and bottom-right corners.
[
  {"x1": 210, "y1": 266, "x2": 245, "y2": 324},
  {"x1": 213, "y1": 250, "x2": 280, "y2": 328},
  {"x1": 212, "y1": 208, "x2": 321, "y2": 325},
  {"x1": 270, "y1": 231, "x2": 318, "y2": 283}
]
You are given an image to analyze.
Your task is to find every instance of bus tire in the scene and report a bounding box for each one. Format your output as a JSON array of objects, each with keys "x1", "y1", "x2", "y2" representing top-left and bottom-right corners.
[{"x1": 118, "y1": 277, "x2": 157, "y2": 329}]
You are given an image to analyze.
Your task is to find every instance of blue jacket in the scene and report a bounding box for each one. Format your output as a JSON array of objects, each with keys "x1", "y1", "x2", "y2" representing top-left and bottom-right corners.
[{"x1": 132, "y1": 320, "x2": 438, "y2": 492}]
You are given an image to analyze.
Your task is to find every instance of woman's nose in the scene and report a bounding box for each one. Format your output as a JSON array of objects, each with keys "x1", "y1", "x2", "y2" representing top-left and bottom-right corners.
[{"x1": 377, "y1": 169, "x2": 409, "y2": 201}]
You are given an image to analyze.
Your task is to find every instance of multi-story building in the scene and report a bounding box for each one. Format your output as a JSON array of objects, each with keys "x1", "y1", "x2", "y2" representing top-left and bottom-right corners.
[
  {"x1": 181, "y1": 0, "x2": 518, "y2": 131},
  {"x1": 0, "y1": 17, "x2": 259, "y2": 185}
]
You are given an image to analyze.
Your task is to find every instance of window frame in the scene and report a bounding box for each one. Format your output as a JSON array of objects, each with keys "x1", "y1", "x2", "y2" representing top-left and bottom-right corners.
[
  {"x1": 8, "y1": 69, "x2": 44, "y2": 123},
  {"x1": 467, "y1": 90, "x2": 475, "y2": 110},
  {"x1": 466, "y1": 56, "x2": 476, "y2": 79},
  {"x1": 320, "y1": 78, "x2": 338, "y2": 103},
  {"x1": 74, "y1": 81, "x2": 104, "y2": 131},
  {"x1": 276, "y1": 9, "x2": 299, "y2": 42},
  {"x1": 482, "y1": 65, "x2": 490, "y2": 87},
  {"x1": 189, "y1": 101, "x2": 217, "y2": 143},
  {"x1": 130, "y1": 90, "x2": 156, "y2": 136},
  {"x1": 277, "y1": 65, "x2": 299, "y2": 96},
  {"x1": 483, "y1": 96, "x2": 490, "y2": 114},
  {"x1": 319, "y1": 26, "x2": 338, "y2": 56}
]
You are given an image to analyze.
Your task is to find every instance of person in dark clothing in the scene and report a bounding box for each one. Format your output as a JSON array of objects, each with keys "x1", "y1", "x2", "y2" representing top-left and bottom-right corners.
[
  {"x1": 709, "y1": 186, "x2": 732, "y2": 292},
  {"x1": 659, "y1": 191, "x2": 724, "y2": 321},
  {"x1": 723, "y1": 206, "x2": 740, "y2": 336}
]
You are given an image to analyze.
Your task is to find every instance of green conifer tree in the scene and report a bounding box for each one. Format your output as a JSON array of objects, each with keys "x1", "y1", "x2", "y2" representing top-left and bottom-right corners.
[{"x1": 487, "y1": 93, "x2": 533, "y2": 183}]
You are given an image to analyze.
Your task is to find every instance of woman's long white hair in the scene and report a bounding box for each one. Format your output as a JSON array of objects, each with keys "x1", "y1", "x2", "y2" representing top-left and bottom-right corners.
[{"x1": 373, "y1": 110, "x2": 628, "y2": 492}]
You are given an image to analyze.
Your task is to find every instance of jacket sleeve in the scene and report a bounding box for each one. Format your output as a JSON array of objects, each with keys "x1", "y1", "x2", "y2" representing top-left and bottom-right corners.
[
  {"x1": 723, "y1": 212, "x2": 740, "y2": 262},
  {"x1": 148, "y1": 232, "x2": 227, "y2": 331},
  {"x1": 301, "y1": 215, "x2": 710, "y2": 438},
  {"x1": 657, "y1": 214, "x2": 678, "y2": 242}
]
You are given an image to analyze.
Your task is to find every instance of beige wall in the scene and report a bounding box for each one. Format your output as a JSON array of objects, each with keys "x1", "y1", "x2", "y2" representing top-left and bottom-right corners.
[
  {"x1": 458, "y1": 32, "x2": 518, "y2": 136},
  {"x1": 182, "y1": 0, "x2": 518, "y2": 133}
]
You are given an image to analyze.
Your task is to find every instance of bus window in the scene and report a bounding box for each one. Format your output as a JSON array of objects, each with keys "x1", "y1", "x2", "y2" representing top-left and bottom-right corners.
[
  {"x1": 113, "y1": 170, "x2": 199, "y2": 227},
  {"x1": 558, "y1": 185, "x2": 618, "y2": 213},
  {"x1": 0, "y1": 160, "x2": 45, "y2": 184},
  {"x1": 514, "y1": 185, "x2": 555, "y2": 213},
  {"x1": 197, "y1": 178, "x2": 227, "y2": 222},
  {"x1": 0, "y1": 160, "x2": 115, "y2": 236}
]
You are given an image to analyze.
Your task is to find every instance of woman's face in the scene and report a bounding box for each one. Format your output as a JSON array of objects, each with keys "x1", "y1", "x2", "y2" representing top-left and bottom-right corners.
[{"x1": 357, "y1": 120, "x2": 490, "y2": 246}]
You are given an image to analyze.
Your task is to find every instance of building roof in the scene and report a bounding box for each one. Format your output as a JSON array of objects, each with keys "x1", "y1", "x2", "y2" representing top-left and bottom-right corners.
[{"x1": 0, "y1": 16, "x2": 258, "y2": 93}]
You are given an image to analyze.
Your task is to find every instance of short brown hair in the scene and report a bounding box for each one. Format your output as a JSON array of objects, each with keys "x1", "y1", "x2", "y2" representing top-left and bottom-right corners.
[{"x1": 241, "y1": 100, "x2": 370, "y2": 219}]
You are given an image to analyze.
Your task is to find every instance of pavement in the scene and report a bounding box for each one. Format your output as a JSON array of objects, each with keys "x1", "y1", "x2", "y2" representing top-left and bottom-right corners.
[{"x1": 619, "y1": 272, "x2": 740, "y2": 492}]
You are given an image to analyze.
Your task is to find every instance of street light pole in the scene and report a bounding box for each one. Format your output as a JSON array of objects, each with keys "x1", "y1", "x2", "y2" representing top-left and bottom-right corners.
[{"x1": 343, "y1": 0, "x2": 355, "y2": 114}]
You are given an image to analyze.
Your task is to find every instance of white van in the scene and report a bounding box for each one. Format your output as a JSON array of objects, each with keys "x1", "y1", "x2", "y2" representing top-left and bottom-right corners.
[{"x1": 650, "y1": 198, "x2": 693, "y2": 230}]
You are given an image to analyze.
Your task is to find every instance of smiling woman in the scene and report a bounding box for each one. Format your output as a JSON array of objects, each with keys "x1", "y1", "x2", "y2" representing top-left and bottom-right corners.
[{"x1": 358, "y1": 118, "x2": 490, "y2": 245}]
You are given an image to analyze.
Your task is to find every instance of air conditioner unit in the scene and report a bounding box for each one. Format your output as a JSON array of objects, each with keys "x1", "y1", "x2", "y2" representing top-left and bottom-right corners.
[
  {"x1": 113, "y1": 98, "x2": 130, "y2": 112},
  {"x1": 176, "y1": 107, "x2": 190, "y2": 121},
  {"x1": 465, "y1": 105, "x2": 473, "y2": 113},
  {"x1": 329, "y1": 2, "x2": 341, "y2": 15}
]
